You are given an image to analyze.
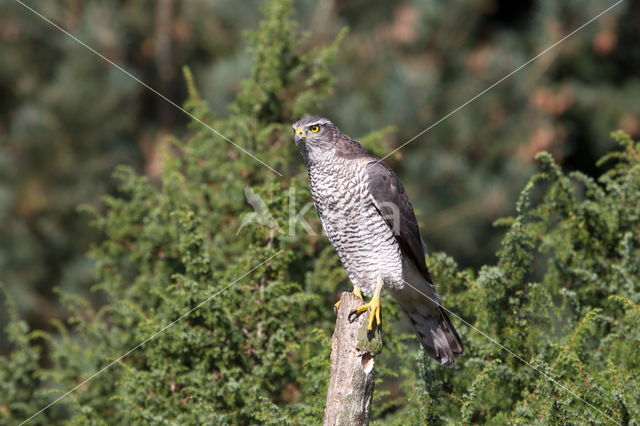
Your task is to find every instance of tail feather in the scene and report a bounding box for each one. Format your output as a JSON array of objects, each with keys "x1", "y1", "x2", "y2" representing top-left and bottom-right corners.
[
  {"x1": 394, "y1": 256, "x2": 464, "y2": 366},
  {"x1": 405, "y1": 307, "x2": 464, "y2": 367},
  {"x1": 391, "y1": 273, "x2": 464, "y2": 366}
]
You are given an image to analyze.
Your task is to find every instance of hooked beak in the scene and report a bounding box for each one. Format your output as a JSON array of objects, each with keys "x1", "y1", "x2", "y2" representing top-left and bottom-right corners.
[{"x1": 294, "y1": 127, "x2": 305, "y2": 144}]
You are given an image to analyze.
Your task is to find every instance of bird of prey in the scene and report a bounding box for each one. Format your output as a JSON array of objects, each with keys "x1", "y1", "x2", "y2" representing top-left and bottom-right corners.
[{"x1": 293, "y1": 116, "x2": 463, "y2": 366}]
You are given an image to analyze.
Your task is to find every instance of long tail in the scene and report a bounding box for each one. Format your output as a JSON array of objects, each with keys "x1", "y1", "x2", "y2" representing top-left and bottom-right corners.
[
  {"x1": 406, "y1": 305, "x2": 463, "y2": 366},
  {"x1": 392, "y1": 281, "x2": 464, "y2": 366}
]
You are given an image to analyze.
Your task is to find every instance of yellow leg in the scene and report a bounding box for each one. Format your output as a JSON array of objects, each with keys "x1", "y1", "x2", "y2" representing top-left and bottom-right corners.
[
  {"x1": 334, "y1": 286, "x2": 364, "y2": 311},
  {"x1": 350, "y1": 278, "x2": 383, "y2": 330},
  {"x1": 353, "y1": 287, "x2": 363, "y2": 299}
]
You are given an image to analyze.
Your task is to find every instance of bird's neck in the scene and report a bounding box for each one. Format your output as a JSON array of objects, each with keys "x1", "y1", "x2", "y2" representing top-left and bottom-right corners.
[
  {"x1": 304, "y1": 137, "x2": 370, "y2": 169},
  {"x1": 298, "y1": 143, "x2": 337, "y2": 169}
]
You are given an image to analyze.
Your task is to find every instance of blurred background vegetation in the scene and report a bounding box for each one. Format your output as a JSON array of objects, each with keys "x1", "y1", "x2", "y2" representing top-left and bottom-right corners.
[
  {"x1": 2, "y1": 0, "x2": 639, "y2": 328},
  {"x1": 0, "y1": 0, "x2": 639, "y2": 423}
]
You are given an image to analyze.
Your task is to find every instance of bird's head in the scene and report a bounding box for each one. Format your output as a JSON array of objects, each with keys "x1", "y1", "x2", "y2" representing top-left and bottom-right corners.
[
  {"x1": 292, "y1": 116, "x2": 337, "y2": 147},
  {"x1": 293, "y1": 116, "x2": 366, "y2": 166}
]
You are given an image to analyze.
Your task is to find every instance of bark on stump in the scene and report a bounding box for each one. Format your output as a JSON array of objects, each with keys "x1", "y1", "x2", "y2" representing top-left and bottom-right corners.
[{"x1": 323, "y1": 292, "x2": 383, "y2": 426}]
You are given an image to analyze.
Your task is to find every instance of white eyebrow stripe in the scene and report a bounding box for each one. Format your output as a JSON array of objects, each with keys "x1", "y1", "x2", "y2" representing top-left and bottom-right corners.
[{"x1": 292, "y1": 117, "x2": 332, "y2": 128}]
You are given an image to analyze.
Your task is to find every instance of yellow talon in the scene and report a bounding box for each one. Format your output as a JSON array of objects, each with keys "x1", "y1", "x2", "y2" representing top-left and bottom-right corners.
[
  {"x1": 349, "y1": 279, "x2": 383, "y2": 330},
  {"x1": 353, "y1": 297, "x2": 381, "y2": 330},
  {"x1": 334, "y1": 287, "x2": 364, "y2": 312}
]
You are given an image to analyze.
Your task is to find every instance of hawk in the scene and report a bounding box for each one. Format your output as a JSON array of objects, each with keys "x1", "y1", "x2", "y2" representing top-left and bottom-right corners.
[{"x1": 293, "y1": 116, "x2": 463, "y2": 366}]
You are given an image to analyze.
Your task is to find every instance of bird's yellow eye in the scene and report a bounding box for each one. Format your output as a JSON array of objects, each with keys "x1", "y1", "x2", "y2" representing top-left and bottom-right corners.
[{"x1": 309, "y1": 124, "x2": 320, "y2": 133}]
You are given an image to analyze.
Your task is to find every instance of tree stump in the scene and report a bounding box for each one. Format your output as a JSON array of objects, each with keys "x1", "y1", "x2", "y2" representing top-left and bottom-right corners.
[{"x1": 323, "y1": 291, "x2": 383, "y2": 426}]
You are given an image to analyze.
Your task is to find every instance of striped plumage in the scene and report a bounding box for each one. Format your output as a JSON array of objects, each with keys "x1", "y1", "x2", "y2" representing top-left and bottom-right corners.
[{"x1": 293, "y1": 116, "x2": 463, "y2": 366}]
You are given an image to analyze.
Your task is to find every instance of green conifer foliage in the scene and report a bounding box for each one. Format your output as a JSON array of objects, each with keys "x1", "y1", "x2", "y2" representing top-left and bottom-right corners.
[
  {"x1": 1, "y1": 1, "x2": 638, "y2": 424},
  {"x1": 402, "y1": 131, "x2": 640, "y2": 424}
]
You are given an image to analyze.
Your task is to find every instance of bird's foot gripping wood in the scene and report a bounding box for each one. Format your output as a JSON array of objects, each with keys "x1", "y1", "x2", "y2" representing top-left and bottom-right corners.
[
  {"x1": 351, "y1": 297, "x2": 381, "y2": 331},
  {"x1": 348, "y1": 279, "x2": 383, "y2": 330},
  {"x1": 334, "y1": 287, "x2": 363, "y2": 313}
]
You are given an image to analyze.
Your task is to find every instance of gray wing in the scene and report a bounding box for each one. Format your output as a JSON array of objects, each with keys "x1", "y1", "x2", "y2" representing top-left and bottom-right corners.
[{"x1": 366, "y1": 160, "x2": 432, "y2": 282}]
